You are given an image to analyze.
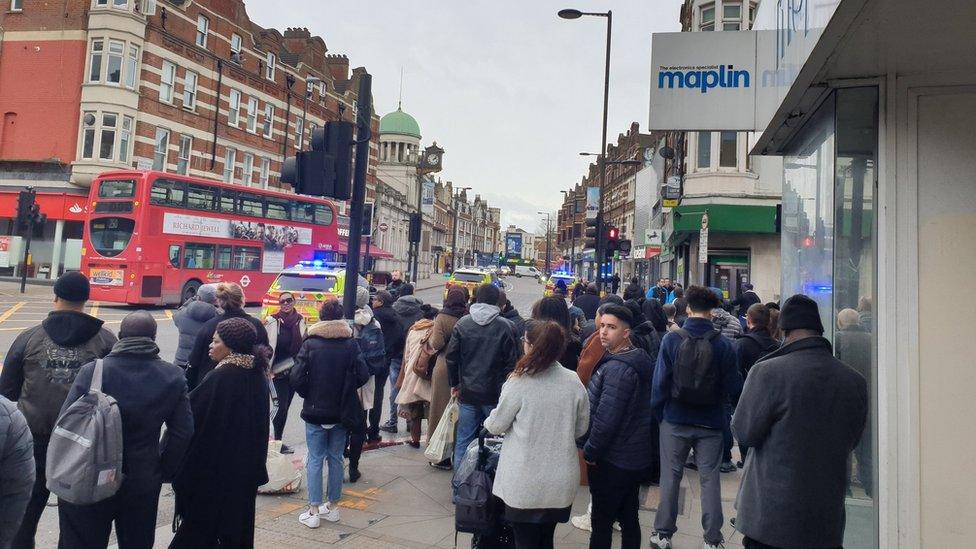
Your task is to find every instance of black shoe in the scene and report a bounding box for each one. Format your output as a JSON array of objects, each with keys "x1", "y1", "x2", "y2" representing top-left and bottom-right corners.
[
  {"x1": 379, "y1": 423, "x2": 398, "y2": 434},
  {"x1": 720, "y1": 461, "x2": 737, "y2": 473},
  {"x1": 365, "y1": 434, "x2": 382, "y2": 443},
  {"x1": 280, "y1": 444, "x2": 294, "y2": 455},
  {"x1": 406, "y1": 440, "x2": 420, "y2": 449},
  {"x1": 429, "y1": 459, "x2": 452, "y2": 471},
  {"x1": 349, "y1": 468, "x2": 362, "y2": 483},
  {"x1": 736, "y1": 460, "x2": 744, "y2": 468}
]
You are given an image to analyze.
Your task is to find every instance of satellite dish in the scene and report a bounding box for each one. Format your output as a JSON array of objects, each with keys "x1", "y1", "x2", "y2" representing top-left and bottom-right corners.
[{"x1": 659, "y1": 146, "x2": 675, "y2": 160}]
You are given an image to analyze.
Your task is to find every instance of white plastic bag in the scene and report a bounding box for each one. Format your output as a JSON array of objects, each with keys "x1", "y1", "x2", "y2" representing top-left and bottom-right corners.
[
  {"x1": 424, "y1": 396, "x2": 459, "y2": 463},
  {"x1": 258, "y1": 440, "x2": 303, "y2": 494}
]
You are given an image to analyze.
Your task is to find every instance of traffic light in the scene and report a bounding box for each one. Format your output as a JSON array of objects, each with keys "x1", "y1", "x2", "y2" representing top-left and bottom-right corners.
[
  {"x1": 362, "y1": 203, "x2": 374, "y2": 237},
  {"x1": 408, "y1": 213, "x2": 422, "y2": 243},
  {"x1": 16, "y1": 189, "x2": 35, "y2": 229},
  {"x1": 281, "y1": 121, "x2": 354, "y2": 200},
  {"x1": 583, "y1": 217, "x2": 600, "y2": 250},
  {"x1": 605, "y1": 226, "x2": 619, "y2": 259}
]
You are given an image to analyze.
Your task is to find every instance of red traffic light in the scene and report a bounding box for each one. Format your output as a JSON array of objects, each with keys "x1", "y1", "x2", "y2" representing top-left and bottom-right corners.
[
  {"x1": 802, "y1": 236, "x2": 815, "y2": 248},
  {"x1": 608, "y1": 227, "x2": 619, "y2": 240}
]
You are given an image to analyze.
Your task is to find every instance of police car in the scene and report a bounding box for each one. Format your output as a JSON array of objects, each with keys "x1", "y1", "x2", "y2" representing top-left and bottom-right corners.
[
  {"x1": 261, "y1": 261, "x2": 368, "y2": 321},
  {"x1": 445, "y1": 268, "x2": 504, "y2": 300},
  {"x1": 543, "y1": 272, "x2": 580, "y2": 297}
]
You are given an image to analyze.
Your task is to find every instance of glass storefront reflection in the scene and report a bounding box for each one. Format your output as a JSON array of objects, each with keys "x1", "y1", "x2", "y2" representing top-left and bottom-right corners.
[{"x1": 780, "y1": 87, "x2": 879, "y2": 548}]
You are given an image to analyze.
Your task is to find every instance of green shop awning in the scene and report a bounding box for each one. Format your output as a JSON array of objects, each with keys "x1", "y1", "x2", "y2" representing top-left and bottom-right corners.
[{"x1": 673, "y1": 204, "x2": 778, "y2": 234}]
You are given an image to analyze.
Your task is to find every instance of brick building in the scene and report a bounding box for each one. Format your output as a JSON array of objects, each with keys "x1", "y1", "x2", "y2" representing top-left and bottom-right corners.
[{"x1": 0, "y1": 0, "x2": 380, "y2": 278}]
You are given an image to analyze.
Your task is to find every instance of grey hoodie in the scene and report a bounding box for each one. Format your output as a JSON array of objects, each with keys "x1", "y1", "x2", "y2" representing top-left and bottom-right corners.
[{"x1": 470, "y1": 303, "x2": 500, "y2": 326}]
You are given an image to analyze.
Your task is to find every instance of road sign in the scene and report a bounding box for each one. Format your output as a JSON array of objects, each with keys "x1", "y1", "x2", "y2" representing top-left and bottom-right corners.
[
  {"x1": 663, "y1": 198, "x2": 679, "y2": 209},
  {"x1": 698, "y1": 212, "x2": 709, "y2": 263},
  {"x1": 379, "y1": 222, "x2": 388, "y2": 232}
]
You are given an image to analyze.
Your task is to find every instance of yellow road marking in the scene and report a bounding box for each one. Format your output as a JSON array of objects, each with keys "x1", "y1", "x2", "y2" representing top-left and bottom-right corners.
[
  {"x1": 165, "y1": 310, "x2": 173, "y2": 320},
  {"x1": 0, "y1": 302, "x2": 26, "y2": 323},
  {"x1": 90, "y1": 301, "x2": 100, "y2": 318}
]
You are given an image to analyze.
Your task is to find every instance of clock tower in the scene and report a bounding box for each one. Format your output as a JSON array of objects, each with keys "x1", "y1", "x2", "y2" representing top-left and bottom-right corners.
[{"x1": 419, "y1": 143, "x2": 445, "y2": 174}]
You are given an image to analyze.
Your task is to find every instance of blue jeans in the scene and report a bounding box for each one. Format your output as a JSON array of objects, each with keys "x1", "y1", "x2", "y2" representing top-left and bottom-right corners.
[
  {"x1": 387, "y1": 358, "x2": 402, "y2": 425},
  {"x1": 453, "y1": 403, "x2": 496, "y2": 473},
  {"x1": 305, "y1": 422, "x2": 347, "y2": 505}
]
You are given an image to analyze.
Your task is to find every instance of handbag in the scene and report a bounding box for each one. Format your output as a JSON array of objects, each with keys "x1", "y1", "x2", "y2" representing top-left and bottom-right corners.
[
  {"x1": 411, "y1": 330, "x2": 439, "y2": 380},
  {"x1": 424, "y1": 396, "x2": 459, "y2": 463}
]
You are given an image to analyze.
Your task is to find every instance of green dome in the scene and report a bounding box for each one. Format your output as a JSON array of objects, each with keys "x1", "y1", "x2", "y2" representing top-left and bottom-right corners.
[{"x1": 379, "y1": 107, "x2": 421, "y2": 138}]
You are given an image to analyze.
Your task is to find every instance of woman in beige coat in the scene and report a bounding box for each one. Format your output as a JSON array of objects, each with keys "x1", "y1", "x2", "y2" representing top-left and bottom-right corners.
[{"x1": 426, "y1": 287, "x2": 469, "y2": 469}]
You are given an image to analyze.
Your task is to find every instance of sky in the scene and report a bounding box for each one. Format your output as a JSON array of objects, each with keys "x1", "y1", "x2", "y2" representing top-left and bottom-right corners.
[{"x1": 247, "y1": 0, "x2": 682, "y2": 231}]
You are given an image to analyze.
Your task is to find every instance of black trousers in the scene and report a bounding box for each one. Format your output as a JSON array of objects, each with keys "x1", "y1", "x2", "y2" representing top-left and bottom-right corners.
[
  {"x1": 588, "y1": 462, "x2": 641, "y2": 549},
  {"x1": 57, "y1": 483, "x2": 161, "y2": 549},
  {"x1": 347, "y1": 408, "x2": 368, "y2": 470},
  {"x1": 12, "y1": 436, "x2": 49, "y2": 549},
  {"x1": 510, "y1": 521, "x2": 557, "y2": 549},
  {"x1": 272, "y1": 373, "x2": 294, "y2": 440},
  {"x1": 722, "y1": 405, "x2": 734, "y2": 462},
  {"x1": 366, "y1": 372, "x2": 388, "y2": 439}
]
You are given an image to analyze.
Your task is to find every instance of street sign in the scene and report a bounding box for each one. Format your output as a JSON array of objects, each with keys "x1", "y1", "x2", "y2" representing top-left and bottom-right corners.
[
  {"x1": 644, "y1": 229, "x2": 663, "y2": 247},
  {"x1": 698, "y1": 212, "x2": 709, "y2": 264},
  {"x1": 379, "y1": 222, "x2": 389, "y2": 233},
  {"x1": 663, "y1": 198, "x2": 679, "y2": 209}
]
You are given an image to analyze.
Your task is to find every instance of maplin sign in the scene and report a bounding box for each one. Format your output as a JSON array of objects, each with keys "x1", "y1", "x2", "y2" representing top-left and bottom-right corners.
[
  {"x1": 649, "y1": 31, "x2": 758, "y2": 131},
  {"x1": 657, "y1": 64, "x2": 751, "y2": 94}
]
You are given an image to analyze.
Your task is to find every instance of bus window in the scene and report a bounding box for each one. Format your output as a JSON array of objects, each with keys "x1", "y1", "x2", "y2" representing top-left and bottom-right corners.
[
  {"x1": 184, "y1": 243, "x2": 215, "y2": 269},
  {"x1": 169, "y1": 245, "x2": 181, "y2": 268},
  {"x1": 98, "y1": 179, "x2": 136, "y2": 198},
  {"x1": 237, "y1": 192, "x2": 263, "y2": 217},
  {"x1": 314, "y1": 204, "x2": 334, "y2": 226},
  {"x1": 265, "y1": 198, "x2": 290, "y2": 220},
  {"x1": 150, "y1": 179, "x2": 186, "y2": 207},
  {"x1": 219, "y1": 189, "x2": 237, "y2": 214},
  {"x1": 89, "y1": 217, "x2": 135, "y2": 257},
  {"x1": 233, "y1": 246, "x2": 261, "y2": 270},
  {"x1": 216, "y1": 245, "x2": 232, "y2": 269},
  {"x1": 293, "y1": 202, "x2": 314, "y2": 223},
  {"x1": 186, "y1": 184, "x2": 218, "y2": 211}
]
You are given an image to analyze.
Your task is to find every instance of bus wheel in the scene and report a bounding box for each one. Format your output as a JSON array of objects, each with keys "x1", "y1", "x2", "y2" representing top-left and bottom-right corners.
[{"x1": 181, "y1": 280, "x2": 201, "y2": 303}]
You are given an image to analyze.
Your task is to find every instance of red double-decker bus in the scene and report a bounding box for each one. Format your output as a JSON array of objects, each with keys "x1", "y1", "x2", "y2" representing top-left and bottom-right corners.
[{"x1": 82, "y1": 170, "x2": 342, "y2": 305}]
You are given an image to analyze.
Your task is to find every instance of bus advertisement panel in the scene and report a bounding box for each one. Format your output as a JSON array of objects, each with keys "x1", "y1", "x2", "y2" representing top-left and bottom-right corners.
[{"x1": 82, "y1": 170, "x2": 341, "y2": 305}]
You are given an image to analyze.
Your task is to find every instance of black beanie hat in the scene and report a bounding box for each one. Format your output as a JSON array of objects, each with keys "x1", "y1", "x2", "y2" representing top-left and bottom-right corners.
[
  {"x1": 779, "y1": 294, "x2": 825, "y2": 334},
  {"x1": 216, "y1": 317, "x2": 258, "y2": 354},
  {"x1": 54, "y1": 272, "x2": 90, "y2": 303}
]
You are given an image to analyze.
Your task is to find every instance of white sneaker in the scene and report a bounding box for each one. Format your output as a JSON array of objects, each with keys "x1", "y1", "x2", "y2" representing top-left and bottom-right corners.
[
  {"x1": 703, "y1": 542, "x2": 725, "y2": 549},
  {"x1": 649, "y1": 533, "x2": 672, "y2": 549},
  {"x1": 570, "y1": 513, "x2": 591, "y2": 531},
  {"x1": 318, "y1": 502, "x2": 340, "y2": 522},
  {"x1": 299, "y1": 508, "x2": 320, "y2": 529}
]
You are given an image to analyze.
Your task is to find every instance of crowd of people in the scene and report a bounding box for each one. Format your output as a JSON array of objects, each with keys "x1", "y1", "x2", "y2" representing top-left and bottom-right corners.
[{"x1": 0, "y1": 270, "x2": 870, "y2": 549}]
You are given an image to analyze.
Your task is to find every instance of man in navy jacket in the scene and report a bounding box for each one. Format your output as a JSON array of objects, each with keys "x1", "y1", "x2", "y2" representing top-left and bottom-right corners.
[{"x1": 650, "y1": 286, "x2": 742, "y2": 549}]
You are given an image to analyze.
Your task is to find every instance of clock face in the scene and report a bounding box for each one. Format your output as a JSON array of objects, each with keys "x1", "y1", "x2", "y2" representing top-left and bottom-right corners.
[{"x1": 426, "y1": 153, "x2": 440, "y2": 165}]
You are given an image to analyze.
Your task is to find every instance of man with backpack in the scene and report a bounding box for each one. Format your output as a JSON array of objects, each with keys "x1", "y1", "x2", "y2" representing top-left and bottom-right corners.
[
  {"x1": 727, "y1": 303, "x2": 780, "y2": 468},
  {"x1": 649, "y1": 286, "x2": 742, "y2": 549},
  {"x1": 54, "y1": 311, "x2": 193, "y2": 548},
  {"x1": 0, "y1": 272, "x2": 116, "y2": 548}
]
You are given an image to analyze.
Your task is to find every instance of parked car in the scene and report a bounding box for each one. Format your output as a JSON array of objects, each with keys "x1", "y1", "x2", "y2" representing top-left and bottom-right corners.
[{"x1": 513, "y1": 265, "x2": 541, "y2": 279}]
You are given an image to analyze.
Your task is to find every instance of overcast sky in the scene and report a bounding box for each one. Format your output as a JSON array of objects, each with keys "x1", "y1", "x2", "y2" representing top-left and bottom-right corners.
[{"x1": 248, "y1": 0, "x2": 681, "y2": 231}]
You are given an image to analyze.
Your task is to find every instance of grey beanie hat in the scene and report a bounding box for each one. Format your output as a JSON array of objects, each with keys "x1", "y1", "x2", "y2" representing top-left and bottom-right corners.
[
  {"x1": 356, "y1": 286, "x2": 370, "y2": 308},
  {"x1": 196, "y1": 284, "x2": 217, "y2": 304}
]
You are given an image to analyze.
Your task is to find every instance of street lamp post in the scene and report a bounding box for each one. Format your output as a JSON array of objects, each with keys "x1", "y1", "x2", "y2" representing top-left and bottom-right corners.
[
  {"x1": 450, "y1": 186, "x2": 472, "y2": 271},
  {"x1": 538, "y1": 211, "x2": 552, "y2": 277},
  {"x1": 559, "y1": 7, "x2": 611, "y2": 291},
  {"x1": 562, "y1": 190, "x2": 578, "y2": 276}
]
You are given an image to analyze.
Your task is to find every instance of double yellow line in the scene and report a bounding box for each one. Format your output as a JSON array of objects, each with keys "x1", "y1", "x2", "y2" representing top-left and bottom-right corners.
[{"x1": 0, "y1": 302, "x2": 26, "y2": 324}]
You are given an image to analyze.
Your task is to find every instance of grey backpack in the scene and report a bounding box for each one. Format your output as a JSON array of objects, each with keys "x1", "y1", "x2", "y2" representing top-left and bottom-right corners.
[{"x1": 46, "y1": 359, "x2": 124, "y2": 504}]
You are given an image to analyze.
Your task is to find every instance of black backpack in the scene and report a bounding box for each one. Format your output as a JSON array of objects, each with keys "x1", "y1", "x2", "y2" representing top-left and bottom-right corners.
[
  {"x1": 671, "y1": 328, "x2": 722, "y2": 405},
  {"x1": 455, "y1": 435, "x2": 498, "y2": 535}
]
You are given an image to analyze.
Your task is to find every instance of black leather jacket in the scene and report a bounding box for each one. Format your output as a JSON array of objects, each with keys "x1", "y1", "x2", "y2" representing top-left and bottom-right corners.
[{"x1": 444, "y1": 305, "x2": 519, "y2": 406}]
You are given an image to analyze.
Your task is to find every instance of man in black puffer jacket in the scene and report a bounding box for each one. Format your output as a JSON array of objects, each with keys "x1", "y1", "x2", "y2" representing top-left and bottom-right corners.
[
  {"x1": 573, "y1": 283, "x2": 602, "y2": 321},
  {"x1": 578, "y1": 304, "x2": 654, "y2": 549},
  {"x1": 369, "y1": 291, "x2": 400, "y2": 439}
]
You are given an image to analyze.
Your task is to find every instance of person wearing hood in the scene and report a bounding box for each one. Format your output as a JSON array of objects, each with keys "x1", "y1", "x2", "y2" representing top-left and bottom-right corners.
[
  {"x1": 578, "y1": 304, "x2": 655, "y2": 549},
  {"x1": 711, "y1": 306, "x2": 743, "y2": 339},
  {"x1": 426, "y1": 287, "x2": 468, "y2": 469},
  {"x1": 265, "y1": 291, "x2": 306, "y2": 454},
  {"x1": 572, "y1": 279, "x2": 587, "y2": 302},
  {"x1": 649, "y1": 286, "x2": 742, "y2": 549},
  {"x1": 0, "y1": 272, "x2": 116, "y2": 548},
  {"x1": 610, "y1": 273, "x2": 621, "y2": 295},
  {"x1": 573, "y1": 283, "x2": 602, "y2": 321},
  {"x1": 346, "y1": 287, "x2": 386, "y2": 482},
  {"x1": 641, "y1": 296, "x2": 670, "y2": 340},
  {"x1": 498, "y1": 290, "x2": 526, "y2": 340},
  {"x1": 57, "y1": 312, "x2": 193, "y2": 548},
  {"x1": 170, "y1": 318, "x2": 270, "y2": 548},
  {"x1": 368, "y1": 290, "x2": 400, "y2": 440},
  {"x1": 172, "y1": 283, "x2": 218, "y2": 369},
  {"x1": 445, "y1": 283, "x2": 519, "y2": 474},
  {"x1": 0, "y1": 395, "x2": 34, "y2": 549},
  {"x1": 624, "y1": 300, "x2": 662, "y2": 367},
  {"x1": 290, "y1": 301, "x2": 369, "y2": 529},
  {"x1": 185, "y1": 282, "x2": 268, "y2": 391},
  {"x1": 381, "y1": 284, "x2": 425, "y2": 434},
  {"x1": 835, "y1": 307, "x2": 873, "y2": 498},
  {"x1": 732, "y1": 296, "x2": 867, "y2": 549}
]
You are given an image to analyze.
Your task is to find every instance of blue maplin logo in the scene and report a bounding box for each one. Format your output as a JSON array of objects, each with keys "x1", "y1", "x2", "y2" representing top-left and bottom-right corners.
[{"x1": 658, "y1": 65, "x2": 751, "y2": 93}]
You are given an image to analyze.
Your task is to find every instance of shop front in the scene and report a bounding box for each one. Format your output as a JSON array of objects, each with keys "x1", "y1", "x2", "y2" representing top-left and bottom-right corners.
[{"x1": 0, "y1": 190, "x2": 88, "y2": 279}]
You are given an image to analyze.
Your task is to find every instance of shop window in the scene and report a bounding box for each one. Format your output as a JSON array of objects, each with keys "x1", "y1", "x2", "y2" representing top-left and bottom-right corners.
[
  {"x1": 700, "y1": 4, "x2": 715, "y2": 31},
  {"x1": 697, "y1": 131, "x2": 712, "y2": 169},
  {"x1": 223, "y1": 148, "x2": 236, "y2": 183},
  {"x1": 719, "y1": 131, "x2": 737, "y2": 167},
  {"x1": 196, "y1": 15, "x2": 209, "y2": 48},
  {"x1": 176, "y1": 134, "x2": 192, "y2": 175},
  {"x1": 184, "y1": 243, "x2": 215, "y2": 269},
  {"x1": 152, "y1": 127, "x2": 169, "y2": 170}
]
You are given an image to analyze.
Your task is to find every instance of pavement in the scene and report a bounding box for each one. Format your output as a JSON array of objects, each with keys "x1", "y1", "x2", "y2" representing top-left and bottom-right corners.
[{"x1": 0, "y1": 276, "x2": 748, "y2": 548}]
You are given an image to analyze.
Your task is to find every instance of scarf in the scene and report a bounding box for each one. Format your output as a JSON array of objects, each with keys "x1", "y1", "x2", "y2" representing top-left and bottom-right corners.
[
  {"x1": 272, "y1": 309, "x2": 303, "y2": 358},
  {"x1": 110, "y1": 336, "x2": 160, "y2": 357},
  {"x1": 216, "y1": 353, "x2": 255, "y2": 370}
]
